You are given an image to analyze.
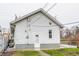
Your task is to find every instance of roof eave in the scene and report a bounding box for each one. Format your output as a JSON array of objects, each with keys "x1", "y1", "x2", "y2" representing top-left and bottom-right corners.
[{"x1": 10, "y1": 8, "x2": 64, "y2": 28}]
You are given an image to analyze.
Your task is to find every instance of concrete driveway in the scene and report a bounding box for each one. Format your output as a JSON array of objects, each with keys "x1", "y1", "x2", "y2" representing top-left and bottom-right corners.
[{"x1": 60, "y1": 44, "x2": 77, "y2": 48}]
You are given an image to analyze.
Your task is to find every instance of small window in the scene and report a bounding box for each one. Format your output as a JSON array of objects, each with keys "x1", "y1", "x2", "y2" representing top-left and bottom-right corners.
[
  {"x1": 49, "y1": 22, "x2": 52, "y2": 25},
  {"x1": 49, "y1": 30, "x2": 52, "y2": 38},
  {"x1": 35, "y1": 35, "x2": 39, "y2": 37},
  {"x1": 0, "y1": 30, "x2": 1, "y2": 32}
]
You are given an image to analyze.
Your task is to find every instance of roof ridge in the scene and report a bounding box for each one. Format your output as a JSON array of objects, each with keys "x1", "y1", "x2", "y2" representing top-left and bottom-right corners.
[
  {"x1": 10, "y1": 8, "x2": 64, "y2": 28},
  {"x1": 10, "y1": 8, "x2": 43, "y2": 24}
]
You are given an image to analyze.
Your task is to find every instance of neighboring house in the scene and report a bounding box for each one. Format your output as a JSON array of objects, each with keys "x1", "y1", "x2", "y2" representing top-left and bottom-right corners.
[
  {"x1": 0, "y1": 26, "x2": 3, "y2": 51},
  {"x1": 0, "y1": 26, "x2": 10, "y2": 51},
  {"x1": 10, "y1": 8, "x2": 63, "y2": 50},
  {"x1": 3, "y1": 32, "x2": 10, "y2": 49}
]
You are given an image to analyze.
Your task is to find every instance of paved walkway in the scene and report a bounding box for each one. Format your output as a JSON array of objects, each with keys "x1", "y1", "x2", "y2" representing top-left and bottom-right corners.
[{"x1": 38, "y1": 50, "x2": 50, "y2": 56}]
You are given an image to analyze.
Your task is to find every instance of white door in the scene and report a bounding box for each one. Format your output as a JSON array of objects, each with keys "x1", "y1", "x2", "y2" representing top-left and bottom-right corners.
[{"x1": 34, "y1": 34, "x2": 40, "y2": 50}]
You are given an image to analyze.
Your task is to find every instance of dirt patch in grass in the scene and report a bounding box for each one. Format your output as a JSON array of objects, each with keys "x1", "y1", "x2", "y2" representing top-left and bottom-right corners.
[
  {"x1": 0, "y1": 51, "x2": 15, "y2": 56},
  {"x1": 13, "y1": 50, "x2": 41, "y2": 56}
]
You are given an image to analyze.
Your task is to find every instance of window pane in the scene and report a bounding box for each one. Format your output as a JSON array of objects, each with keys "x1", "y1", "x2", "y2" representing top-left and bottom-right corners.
[{"x1": 49, "y1": 30, "x2": 52, "y2": 38}]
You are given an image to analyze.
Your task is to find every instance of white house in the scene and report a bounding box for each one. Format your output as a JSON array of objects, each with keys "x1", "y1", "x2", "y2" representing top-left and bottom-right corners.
[{"x1": 10, "y1": 8, "x2": 63, "y2": 50}]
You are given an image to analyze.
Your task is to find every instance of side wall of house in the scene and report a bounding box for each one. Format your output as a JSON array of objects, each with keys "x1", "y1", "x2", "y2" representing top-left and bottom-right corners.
[
  {"x1": 29, "y1": 12, "x2": 60, "y2": 49},
  {"x1": 14, "y1": 12, "x2": 60, "y2": 49},
  {"x1": 14, "y1": 18, "x2": 34, "y2": 49}
]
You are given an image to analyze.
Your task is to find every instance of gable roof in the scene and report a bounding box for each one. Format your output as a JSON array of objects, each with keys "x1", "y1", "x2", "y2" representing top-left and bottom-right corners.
[{"x1": 10, "y1": 8, "x2": 64, "y2": 28}]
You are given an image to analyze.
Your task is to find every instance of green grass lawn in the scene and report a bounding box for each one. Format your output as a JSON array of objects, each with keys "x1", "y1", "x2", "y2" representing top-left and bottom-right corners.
[
  {"x1": 42, "y1": 48, "x2": 79, "y2": 56},
  {"x1": 14, "y1": 50, "x2": 41, "y2": 56},
  {"x1": 13, "y1": 48, "x2": 79, "y2": 56}
]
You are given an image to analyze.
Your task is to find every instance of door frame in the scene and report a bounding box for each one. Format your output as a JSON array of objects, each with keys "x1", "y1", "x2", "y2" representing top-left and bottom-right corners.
[{"x1": 34, "y1": 34, "x2": 40, "y2": 50}]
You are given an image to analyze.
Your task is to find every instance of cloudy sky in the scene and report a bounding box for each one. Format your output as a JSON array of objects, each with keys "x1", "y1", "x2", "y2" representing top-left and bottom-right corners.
[{"x1": 0, "y1": 3, "x2": 79, "y2": 28}]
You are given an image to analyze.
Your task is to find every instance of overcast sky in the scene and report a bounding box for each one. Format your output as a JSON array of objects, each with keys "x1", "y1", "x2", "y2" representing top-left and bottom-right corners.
[{"x1": 0, "y1": 3, "x2": 79, "y2": 28}]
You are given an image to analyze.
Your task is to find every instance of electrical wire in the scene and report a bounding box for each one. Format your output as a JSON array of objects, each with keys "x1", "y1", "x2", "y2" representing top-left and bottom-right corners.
[
  {"x1": 46, "y1": 3, "x2": 57, "y2": 12},
  {"x1": 30, "y1": 21, "x2": 79, "y2": 27},
  {"x1": 64, "y1": 21, "x2": 79, "y2": 25},
  {"x1": 31, "y1": 3, "x2": 57, "y2": 25},
  {"x1": 42, "y1": 2, "x2": 49, "y2": 9}
]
